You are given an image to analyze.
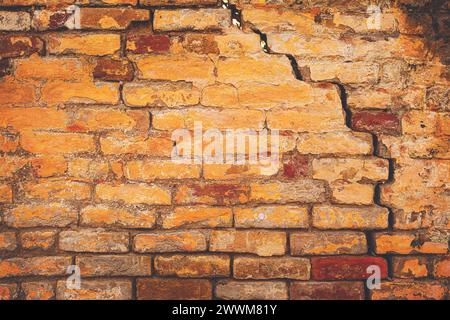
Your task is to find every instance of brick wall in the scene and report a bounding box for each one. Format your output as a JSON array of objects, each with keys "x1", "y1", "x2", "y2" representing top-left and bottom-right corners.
[{"x1": 0, "y1": 0, "x2": 448, "y2": 300}]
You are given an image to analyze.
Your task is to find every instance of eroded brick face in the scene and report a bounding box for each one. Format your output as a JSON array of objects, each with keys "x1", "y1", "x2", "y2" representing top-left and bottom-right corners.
[{"x1": 0, "y1": 0, "x2": 448, "y2": 301}]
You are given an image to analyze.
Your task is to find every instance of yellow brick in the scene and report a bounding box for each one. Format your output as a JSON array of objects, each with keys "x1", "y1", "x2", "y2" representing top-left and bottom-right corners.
[
  {"x1": 47, "y1": 33, "x2": 121, "y2": 55},
  {"x1": 123, "y1": 82, "x2": 200, "y2": 107}
]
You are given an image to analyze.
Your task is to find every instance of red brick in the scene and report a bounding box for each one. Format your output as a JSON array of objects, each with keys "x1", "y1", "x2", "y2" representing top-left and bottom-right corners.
[
  {"x1": 0, "y1": 35, "x2": 43, "y2": 58},
  {"x1": 137, "y1": 279, "x2": 212, "y2": 300},
  {"x1": 0, "y1": 283, "x2": 18, "y2": 300},
  {"x1": 352, "y1": 111, "x2": 401, "y2": 134},
  {"x1": 56, "y1": 279, "x2": 132, "y2": 300},
  {"x1": 234, "y1": 257, "x2": 310, "y2": 280},
  {"x1": 154, "y1": 255, "x2": 230, "y2": 278},
  {"x1": 282, "y1": 153, "x2": 309, "y2": 178},
  {"x1": 22, "y1": 281, "x2": 55, "y2": 300},
  {"x1": 175, "y1": 183, "x2": 250, "y2": 205},
  {"x1": 311, "y1": 256, "x2": 388, "y2": 280},
  {"x1": 134, "y1": 231, "x2": 207, "y2": 253}
]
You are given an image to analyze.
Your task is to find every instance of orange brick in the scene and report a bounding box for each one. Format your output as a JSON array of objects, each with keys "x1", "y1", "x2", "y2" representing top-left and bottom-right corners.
[
  {"x1": 123, "y1": 82, "x2": 200, "y2": 107},
  {"x1": 30, "y1": 156, "x2": 67, "y2": 178},
  {"x1": 217, "y1": 55, "x2": 295, "y2": 84},
  {"x1": 174, "y1": 182, "x2": 250, "y2": 205},
  {"x1": 67, "y1": 109, "x2": 147, "y2": 132},
  {"x1": 297, "y1": 132, "x2": 373, "y2": 155},
  {"x1": 210, "y1": 230, "x2": 286, "y2": 257},
  {"x1": 0, "y1": 133, "x2": 18, "y2": 152},
  {"x1": 4, "y1": 204, "x2": 77, "y2": 228},
  {"x1": 329, "y1": 182, "x2": 374, "y2": 205},
  {"x1": 215, "y1": 281, "x2": 288, "y2": 300},
  {"x1": 234, "y1": 257, "x2": 310, "y2": 280},
  {"x1": 59, "y1": 229, "x2": 129, "y2": 253},
  {"x1": 203, "y1": 163, "x2": 279, "y2": 180},
  {"x1": 21, "y1": 230, "x2": 57, "y2": 250},
  {"x1": 201, "y1": 83, "x2": 239, "y2": 108},
  {"x1": 79, "y1": 8, "x2": 149, "y2": 30},
  {"x1": 249, "y1": 180, "x2": 326, "y2": 203},
  {"x1": 47, "y1": 33, "x2": 121, "y2": 56},
  {"x1": 312, "y1": 158, "x2": 389, "y2": 183},
  {"x1": 154, "y1": 254, "x2": 230, "y2": 277},
  {"x1": 137, "y1": 278, "x2": 212, "y2": 300},
  {"x1": 67, "y1": 158, "x2": 109, "y2": 182},
  {"x1": 96, "y1": 183, "x2": 171, "y2": 205},
  {"x1": 375, "y1": 233, "x2": 448, "y2": 254},
  {"x1": 14, "y1": 55, "x2": 92, "y2": 81},
  {"x1": 0, "y1": 78, "x2": 37, "y2": 106},
  {"x1": 0, "y1": 107, "x2": 68, "y2": 131},
  {"x1": 0, "y1": 184, "x2": 12, "y2": 203},
  {"x1": 41, "y1": 80, "x2": 119, "y2": 105},
  {"x1": 267, "y1": 105, "x2": 348, "y2": 132},
  {"x1": 80, "y1": 205, "x2": 156, "y2": 229},
  {"x1": 134, "y1": 231, "x2": 207, "y2": 253},
  {"x1": 21, "y1": 132, "x2": 96, "y2": 155},
  {"x1": 291, "y1": 231, "x2": 367, "y2": 255},
  {"x1": 0, "y1": 232, "x2": 16, "y2": 251},
  {"x1": 23, "y1": 179, "x2": 91, "y2": 201},
  {"x1": 0, "y1": 256, "x2": 71, "y2": 278},
  {"x1": 238, "y1": 81, "x2": 314, "y2": 109},
  {"x1": 153, "y1": 9, "x2": 230, "y2": 32},
  {"x1": 0, "y1": 156, "x2": 27, "y2": 178},
  {"x1": 132, "y1": 54, "x2": 214, "y2": 83},
  {"x1": 162, "y1": 206, "x2": 232, "y2": 229},
  {"x1": 393, "y1": 256, "x2": 428, "y2": 278},
  {"x1": 370, "y1": 281, "x2": 446, "y2": 300}
]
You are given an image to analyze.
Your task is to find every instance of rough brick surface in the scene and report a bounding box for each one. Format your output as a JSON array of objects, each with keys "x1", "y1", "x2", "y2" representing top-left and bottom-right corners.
[{"x1": 0, "y1": 0, "x2": 448, "y2": 301}]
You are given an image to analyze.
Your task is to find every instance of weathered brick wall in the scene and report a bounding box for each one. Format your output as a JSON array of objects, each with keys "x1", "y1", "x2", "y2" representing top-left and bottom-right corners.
[{"x1": 0, "y1": 0, "x2": 448, "y2": 300}]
